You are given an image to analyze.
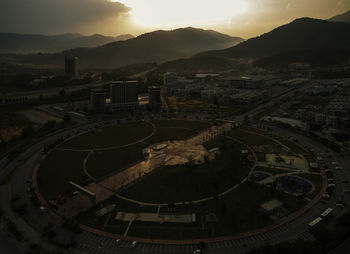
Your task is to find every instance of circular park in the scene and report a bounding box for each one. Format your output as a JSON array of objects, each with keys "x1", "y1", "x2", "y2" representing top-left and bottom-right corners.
[{"x1": 34, "y1": 119, "x2": 325, "y2": 242}]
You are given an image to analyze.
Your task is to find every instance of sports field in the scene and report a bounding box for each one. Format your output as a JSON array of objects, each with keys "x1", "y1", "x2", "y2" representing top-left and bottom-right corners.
[
  {"x1": 36, "y1": 121, "x2": 323, "y2": 240},
  {"x1": 119, "y1": 136, "x2": 252, "y2": 203},
  {"x1": 37, "y1": 119, "x2": 212, "y2": 200}
]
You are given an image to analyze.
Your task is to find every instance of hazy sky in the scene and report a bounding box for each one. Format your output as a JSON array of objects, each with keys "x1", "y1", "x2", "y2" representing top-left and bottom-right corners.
[{"x1": 0, "y1": 0, "x2": 349, "y2": 39}]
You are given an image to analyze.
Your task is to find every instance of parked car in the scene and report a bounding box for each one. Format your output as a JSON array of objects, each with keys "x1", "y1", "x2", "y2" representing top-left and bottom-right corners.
[{"x1": 130, "y1": 241, "x2": 137, "y2": 248}]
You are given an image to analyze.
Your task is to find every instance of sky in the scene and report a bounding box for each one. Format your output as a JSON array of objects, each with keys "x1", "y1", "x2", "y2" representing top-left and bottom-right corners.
[{"x1": 0, "y1": 0, "x2": 349, "y2": 39}]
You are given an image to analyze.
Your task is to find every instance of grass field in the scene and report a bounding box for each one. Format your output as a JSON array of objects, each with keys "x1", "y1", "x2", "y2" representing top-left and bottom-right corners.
[
  {"x1": 254, "y1": 166, "x2": 294, "y2": 175},
  {"x1": 119, "y1": 137, "x2": 251, "y2": 203},
  {"x1": 37, "y1": 119, "x2": 212, "y2": 199},
  {"x1": 229, "y1": 128, "x2": 280, "y2": 147},
  {"x1": 37, "y1": 150, "x2": 89, "y2": 200},
  {"x1": 86, "y1": 142, "x2": 146, "y2": 179},
  {"x1": 59, "y1": 121, "x2": 153, "y2": 150}
]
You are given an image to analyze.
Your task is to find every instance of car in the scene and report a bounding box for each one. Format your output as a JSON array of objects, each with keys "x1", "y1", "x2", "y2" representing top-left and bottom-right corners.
[
  {"x1": 322, "y1": 194, "x2": 331, "y2": 199},
  {"x1": 344, "y1": 189, "x2": 350, "y2": 194},
  {"x1": 335, "y1": 166, "x2": 343, "y2": 170},
  {"x1": 342, "y1": 179, "x2": 349, "y2": 183},
  {"x1": 193, "y1": 250, "x2": 202, "y2": 254},
  {"x1": 130, "y1": 241, "x2": 137, "y2": 248},
  {"x1": 336, "y1": 203, "x2": 346, "y2": 208},
  {"x1": 332, "y1": 161, "x2": 338, "y2": 165}
]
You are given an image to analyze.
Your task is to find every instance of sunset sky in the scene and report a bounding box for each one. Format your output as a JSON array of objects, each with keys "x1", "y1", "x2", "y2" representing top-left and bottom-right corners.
[{"x1": 0, "y1": 0, "x2": 349, "y2": 39}]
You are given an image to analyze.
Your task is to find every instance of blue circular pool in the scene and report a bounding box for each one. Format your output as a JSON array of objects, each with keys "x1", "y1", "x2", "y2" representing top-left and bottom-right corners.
[{"x1": 275, "y1": 175, "x2": 313, "y2": 194}]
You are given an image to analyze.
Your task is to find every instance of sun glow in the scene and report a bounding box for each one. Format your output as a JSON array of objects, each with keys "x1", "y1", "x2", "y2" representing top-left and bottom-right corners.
[{"x1": 114, "y1": 0, "x2": 249, "y2": 28}]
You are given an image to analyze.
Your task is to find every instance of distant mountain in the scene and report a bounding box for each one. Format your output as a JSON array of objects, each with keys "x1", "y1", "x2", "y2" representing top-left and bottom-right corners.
[
  {"x1": 0, "y1": 28, "x2": 243, "y2": 69},
  {"x1": 198, "y1": 18, "x2": 350, "y2": 59},
  {"x1": 63, "y1": 27, "x2": 243, "y2": 69},
  {"x1": 329, "y1": 10, "x2": 350, "y2": 23},
  {"x1": 156, "y1": 18, "x2": 350, "y2": 72},
  {"x1": 0, "y1": 33, "x2": 134, "y2": 53}
]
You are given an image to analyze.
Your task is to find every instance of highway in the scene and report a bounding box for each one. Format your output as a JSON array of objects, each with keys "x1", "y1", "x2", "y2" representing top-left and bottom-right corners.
[{"x1": 1, "y1": 81, "x2": 108, "y2": 102}]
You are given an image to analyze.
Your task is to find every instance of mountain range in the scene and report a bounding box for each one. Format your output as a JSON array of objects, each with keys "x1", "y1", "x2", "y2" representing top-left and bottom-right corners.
[
  {"x1": 158, "y1": 17, "x2": 350, "y2": 72},
  {"x1": 1, "y1": 11, "x2": 350, "y2": 72},
  {"x1": 0, "y1": 33, "x2": 134, "y2": 53},
  {"x1": 329, "y1": 10, "x2": 350, "y2": 23},
  {"x1": 0, "y1": 28, "x2": 243, "y2": 69}
]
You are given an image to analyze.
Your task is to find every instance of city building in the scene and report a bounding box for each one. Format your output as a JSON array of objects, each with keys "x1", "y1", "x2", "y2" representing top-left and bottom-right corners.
[
  {"x1": 148, "y1": 86, "x2": 161, "y2": 112},
  {"x1": 110, "y1": 81, "x2": 139, "y2": 111},
  {"x1": 90, "y1": 89, "x2": 106, "y2": 113},
  {"x1": 163, "y1": 72, "x2": 178, "y2": 86},
  {"x1": 315, "y1": 113, "x2": 327, "y2": 125},
  {"x1": 312, "y1": 85, "x2": 337, "y2": 96},
  {"x1": 65, "y1": 55, "x2": 78, "y2": 78},
  {"x1": 224, "y1": 75, "x2": 279, "y2": 89}
]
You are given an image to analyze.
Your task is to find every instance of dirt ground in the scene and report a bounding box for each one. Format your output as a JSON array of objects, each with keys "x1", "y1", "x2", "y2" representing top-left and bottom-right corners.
[
  {"x1": 20, "y1": 109, "x2": 61, "y2": 125},
  {"x1": 0, "y1": 108, "x2": 59, "y2": 142}
]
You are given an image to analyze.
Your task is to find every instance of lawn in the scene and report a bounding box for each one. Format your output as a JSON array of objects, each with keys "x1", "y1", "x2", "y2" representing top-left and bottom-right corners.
[
  {"x1": 254, "y1": 166, "x2": 294, "y2": 175},
  {"x1": 59, "y1": 121, "x2": 154, "y2": 150},
  {"x1": 119, "y1": 137, "x2": 252, "y2": 203},
  {"x1": 37, "y1": 119, "x2": 213, "y2": 199},
  {"x1": 86, "y1": 142, "x2": 146, "y2": 179},
  {"x1": 229, "y1": 127, "x2": 280, "y2": 147},
  {"x1": 37, "y1": 150, "x2": 89, "y2": 200}
]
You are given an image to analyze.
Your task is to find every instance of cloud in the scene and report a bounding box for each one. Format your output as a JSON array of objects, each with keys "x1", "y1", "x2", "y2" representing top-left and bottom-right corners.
[
  {"x1": 213, "y1": 0, "x2": 350, "y2": 38},
  {"x1": 0, "y1": 0, "x2": 132, "y2": 35}
]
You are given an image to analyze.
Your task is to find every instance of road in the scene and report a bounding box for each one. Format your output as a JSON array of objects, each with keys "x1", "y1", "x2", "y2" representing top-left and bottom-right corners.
[
  {"x1": 1, "y1": 81, "x2": 108, "y2": 102},
  {"x1": 241, "y1": 80, "x2": 316, "y2": 120}
]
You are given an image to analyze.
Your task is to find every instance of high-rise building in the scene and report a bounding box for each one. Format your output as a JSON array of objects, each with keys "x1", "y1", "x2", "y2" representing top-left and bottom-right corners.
[
  {"x1": 90, "y1": 89, "x2": 106, "y2": 113},
  {"x1": 65, "y1": 55, "x2": 78, "y2": 78},
  {"x1": 162, "y1": 72, "x2": 178, "y2": 98},
  {"x1": 148, "y1": 86, "x2": 161, "y2": 112},
  {"x1": 110, "y1": 81, "x2": 138, "y2": 111}
]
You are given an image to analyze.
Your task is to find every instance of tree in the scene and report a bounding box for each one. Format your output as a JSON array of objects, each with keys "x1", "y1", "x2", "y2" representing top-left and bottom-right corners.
[
  {"x1": 44, "y1": 120, "x2": 56, "y2": 130},
  {"x1": 59, "y1": 89, "x2": 66, "y2": 97},
  {"x1": 20, "y1": 127, "x2": 34, "y2": 139},
  {"x1": 63, "y1": 114, "x2": 71, "y2": 123}
]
